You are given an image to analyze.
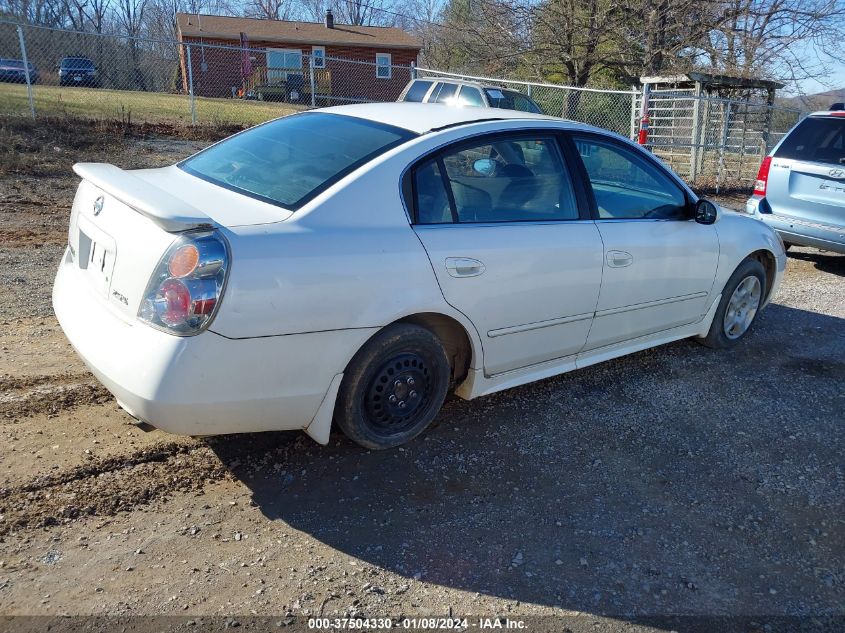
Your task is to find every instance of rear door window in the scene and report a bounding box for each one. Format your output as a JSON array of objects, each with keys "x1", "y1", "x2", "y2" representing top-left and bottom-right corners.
[
  {"x1": 484, "y1": 89, "x2": 542, "y2": 113},
  {"x1": 402, "y1": 80, "x2": 433, "y2": 102},
  {"x1": 414, "y1": 135, "x2": 579, "y2": 223},
  {"x1": 775, "y1": 117, "x2": 845, "y2": 166},
  {"x1": 458, "y1": 86, "x2": 484, "y2": 107},
  {"x1": 431, "y1": 83, "x2": 459, "y2": 104}
]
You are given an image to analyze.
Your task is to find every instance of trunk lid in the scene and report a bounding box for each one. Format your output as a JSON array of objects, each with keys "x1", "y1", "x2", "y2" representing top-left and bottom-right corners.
[{"x1": 67, "y1": 163, "x2": 289, "y2": 322}]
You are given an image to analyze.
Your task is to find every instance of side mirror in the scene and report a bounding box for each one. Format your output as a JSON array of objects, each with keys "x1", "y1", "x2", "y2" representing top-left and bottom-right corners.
[
  {"x1": 473, "y1": 158, "x2": 497, "y2": 176},
  {"x1": 694, "y1": 198, "x2": 720, "y2": 225}
]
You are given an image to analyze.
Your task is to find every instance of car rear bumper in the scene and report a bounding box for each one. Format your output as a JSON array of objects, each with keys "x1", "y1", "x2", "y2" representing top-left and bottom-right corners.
[
  {"x1": 53, "y1": 248, "x2": 373, "y2": 437},
  {"x1": 746, "y1": 196, "x2": 845, "y2": 254}
]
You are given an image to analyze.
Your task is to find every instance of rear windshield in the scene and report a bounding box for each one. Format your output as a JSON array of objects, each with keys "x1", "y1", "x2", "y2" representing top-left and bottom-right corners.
[
  {"x1": 484, "y1": 88, "x2": 543, "y2": 114},
  {"x1": 180, "y1": 112, "x2": 415, "y2": 210},
  {"x1": 775, "y1": 116, "x2": 845, "y2": 166},
  {"x1": 402, "y1": 80, "x2": 433, "y2": 102},
  {"x1": 61, "y1": 58, "x2": 94, "y2": 69},
  {"x1": 1, "y1": 59, "x2": 29, "y2": 68}
]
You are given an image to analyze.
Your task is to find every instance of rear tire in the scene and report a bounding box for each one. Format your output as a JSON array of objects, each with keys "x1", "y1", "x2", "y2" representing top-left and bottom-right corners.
[
  {"x1": 335, "y1": 324, "x2": 451, "y2": 450},
  {"x1": 699, "y1": 258, "x2": 766, "y2": 349}
]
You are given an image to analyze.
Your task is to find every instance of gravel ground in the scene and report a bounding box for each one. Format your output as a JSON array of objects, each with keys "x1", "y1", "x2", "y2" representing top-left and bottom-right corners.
[{"x1": 0, "y1": 123, "x2": 842, "y2": 633}]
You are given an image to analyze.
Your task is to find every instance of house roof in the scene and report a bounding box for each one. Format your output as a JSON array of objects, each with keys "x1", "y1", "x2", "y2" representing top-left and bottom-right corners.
[{"x1": 176, "y1": 13, "x2": 421, "y2": 50}]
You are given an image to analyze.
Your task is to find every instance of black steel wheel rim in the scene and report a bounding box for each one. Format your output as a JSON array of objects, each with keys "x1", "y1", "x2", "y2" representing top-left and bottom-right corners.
[{"x1": 365, "y1": 352, "x2": 433, "y2": 435}]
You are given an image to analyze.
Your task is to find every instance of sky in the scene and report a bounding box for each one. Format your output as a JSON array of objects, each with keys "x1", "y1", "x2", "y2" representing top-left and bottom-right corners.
[
  {"x1": 796, "y1": 65, "x2": 845, "y2": 96},
  {"x1": 787, "y1": 39, "x2": 845, "y2": 96}
]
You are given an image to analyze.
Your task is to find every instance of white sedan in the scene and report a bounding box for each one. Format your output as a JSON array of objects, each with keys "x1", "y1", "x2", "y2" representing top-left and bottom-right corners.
[{"x1": 53, "y1": 103, "x2": 786, "y2": 449}]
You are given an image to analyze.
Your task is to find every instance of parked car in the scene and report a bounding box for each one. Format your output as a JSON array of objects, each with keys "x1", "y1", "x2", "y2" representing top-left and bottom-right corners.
[
  {"x1": 59, "y1": 56, "x2": 98, "y2": 87},
  {"x1": 746, "y1": 108, "x2": 845, "y2": 254},
  {"x1": 53, "y1": 104, "x2": 785, "y2": 449},
  {"x1": 0, "y1": 58, "x2": 38, "y2": 84},
  {"x1": 399, "y1": 78, "x2": 544, "y2": 114}
]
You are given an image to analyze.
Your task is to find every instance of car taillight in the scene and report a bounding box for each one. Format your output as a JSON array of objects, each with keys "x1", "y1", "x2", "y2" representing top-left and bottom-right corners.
[
  {"x1": 754, "y1": 156, "x2": 772, "y2": 196},
  {"x1": 138, "y1": 230, "x2": 229, "y2": 336}
]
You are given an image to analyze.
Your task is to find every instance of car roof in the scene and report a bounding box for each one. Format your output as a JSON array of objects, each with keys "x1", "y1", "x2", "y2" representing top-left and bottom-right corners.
[
  {"x1": 414, "y1": 77, "x2": 530, "y2": 92},
  {"x1": 808, "y1": 111, "x2": 845, "y2": 118},
  {"x1": 319, "y1": 102, "x2": 563, "y2": 135}
]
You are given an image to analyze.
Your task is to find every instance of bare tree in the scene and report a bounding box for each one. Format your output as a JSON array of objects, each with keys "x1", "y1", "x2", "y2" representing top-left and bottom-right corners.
[
  {"x1": 113, "y1": 0, "x2": 146, "y2": 35},
  {"x1": 113, "y1": 0, "x2": 147, "y2": 87},
  {"x1": 63, "y1": 0, "x2": 89, "y2": 29},
  {"x1": 527, "y1": 0, "x2": 617, "y2": 86},
  {"x1": 85, "y1": 0, "x2": 110, "y2": 31},
  {"x1": 2, "y1": 0, "x2": 67, "y2": 26},
  {"x1": 703, "y1": 0, "x2": 845, "y2": 88},
  {"x1": 244, "y1": 0, "x2": 295, "y2": 20},
  {"x1": 335, "y1": 0, "x2": 398, "y2": 26}
]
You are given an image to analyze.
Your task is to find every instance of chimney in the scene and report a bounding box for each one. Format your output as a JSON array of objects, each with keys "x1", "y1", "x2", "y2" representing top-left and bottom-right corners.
[{"x1": 325, "y1": 9, "x2": 334, "y2": 28}]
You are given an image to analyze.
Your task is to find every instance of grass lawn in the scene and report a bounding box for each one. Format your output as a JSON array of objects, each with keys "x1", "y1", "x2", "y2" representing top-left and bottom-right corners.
[{"x1": 0, "y1": 82, "x2": 302, "y2": 126}]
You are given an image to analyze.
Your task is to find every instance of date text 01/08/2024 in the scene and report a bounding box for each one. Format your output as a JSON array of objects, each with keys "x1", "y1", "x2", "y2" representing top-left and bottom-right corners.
[{"x1": 307, "y1": 617, "x2": 527, "y2": 629}]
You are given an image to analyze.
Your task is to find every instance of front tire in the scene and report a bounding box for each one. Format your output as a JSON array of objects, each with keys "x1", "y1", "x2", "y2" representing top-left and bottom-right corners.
[
  {"x1": 699, "y1": 258, "x2": 766, "y2": 349},
  {"x1": 335, "y1": 324, "x2": 451, "y2": 450}
]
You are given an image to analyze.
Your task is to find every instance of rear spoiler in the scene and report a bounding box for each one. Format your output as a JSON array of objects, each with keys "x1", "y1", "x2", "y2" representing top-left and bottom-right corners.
[{"x1": 73, "y1": 163, "x2": 216, "y2": 233}]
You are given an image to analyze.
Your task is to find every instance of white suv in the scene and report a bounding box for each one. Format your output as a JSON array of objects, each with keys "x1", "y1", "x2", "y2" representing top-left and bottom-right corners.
[
  {"x1": 746, "y1": 108, "x2": 845, "y2": 254},
  {"x1": 398, "y1": 78, "x2": 544, "y2": 114}
]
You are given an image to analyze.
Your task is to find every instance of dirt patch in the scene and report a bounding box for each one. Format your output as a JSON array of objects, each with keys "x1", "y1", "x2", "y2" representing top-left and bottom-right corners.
[
  {"x1": 0, "y1": 441, "x2": 228, "y2": 536},
  {"x1": 0, "y1": 373, "x2": 111, "y2": 420},
  {"x1": 0, "y1": 116, "x2": 238, "y2": 178}
]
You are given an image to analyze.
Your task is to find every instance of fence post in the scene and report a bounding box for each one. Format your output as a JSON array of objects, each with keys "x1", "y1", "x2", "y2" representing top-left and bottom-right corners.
[
  {"x1": 16, "y1": 26, "x2": 35, "y2": 119},
  {"x1": 186, "y1": 44, "x2": 197, "y2": 125},
  {"x1": 310, "y1": 55, "x2": 316, "y2": 109},
  {"x1": 637, "y1": 83, "x2": 650, "y2": 146},
  {"x1": 629, "y1": 86, "x2": 638, "y2": 140},
  {"x1": 761, "y1": 87, "x2": 775, "y2": 155},
  {"x1": 410, "y1": 61, "x2": 417, "y2": 80},
  {"x1": 717, "y1": 101, "x2": 732, "y2": 192}
]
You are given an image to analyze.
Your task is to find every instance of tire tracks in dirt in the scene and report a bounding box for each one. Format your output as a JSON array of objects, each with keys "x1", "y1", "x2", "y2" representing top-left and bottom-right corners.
[
  {"x1": 0, "y1": 440, "x2": 229, "y2": 536},
  {"x1": 0, "y1": 373, "x2": 112, "y2": 420}
]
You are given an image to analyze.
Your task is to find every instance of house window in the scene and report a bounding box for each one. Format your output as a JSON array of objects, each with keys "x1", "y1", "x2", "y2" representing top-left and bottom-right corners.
[
  {"x1": 312, "y1": 46, "x2": 325, "y2": 69},
  {"x1": 376, "y1": 53, "x2": 391, "y2": 79},
  {"x1": 266, "y1": 48, "x2": 303, "y2": 82}
]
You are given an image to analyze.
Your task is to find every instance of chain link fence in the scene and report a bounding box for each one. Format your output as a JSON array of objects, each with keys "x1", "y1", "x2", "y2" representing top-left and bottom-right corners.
[
  {"x1": 2, "y1": 20, "x2": 803, "y2": 187},
  {"x1": 416, "y1": 68, "x2": 639, "y2": 138},
  {"x1": 417, "y1": 68, "x2": 803, "y2": 189},
  {"x1": 635, "y1": 88, "x2": 802, "y2": 188},
  {"x1": 0, "y1": 19, "x2": 414, "y2": 127}
]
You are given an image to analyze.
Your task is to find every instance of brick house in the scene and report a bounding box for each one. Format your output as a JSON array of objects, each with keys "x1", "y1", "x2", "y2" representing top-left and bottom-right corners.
[{"x1": 175, "y1": 12, "x2": 421, "y2": 103}]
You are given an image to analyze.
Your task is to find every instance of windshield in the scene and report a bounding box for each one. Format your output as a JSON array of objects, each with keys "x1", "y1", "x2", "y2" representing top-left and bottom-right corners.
[
  {"x1": 61, "y1": 58, "x2": 94, "y2": 69},
  {"x1": 180, "y1": 112, "x2": 416, "y2": 210},
  {"x1": 484, "y1": 88, "x2": 543, "y2": 114},
  {"x1": 1, "y1": 59, "x2": 30, "y2": 69}
]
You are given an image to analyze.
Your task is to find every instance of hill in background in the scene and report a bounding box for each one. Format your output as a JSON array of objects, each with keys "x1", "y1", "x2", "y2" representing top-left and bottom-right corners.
[{"x1": 780, "y1": 88, "x2": 845, "y2": 111}]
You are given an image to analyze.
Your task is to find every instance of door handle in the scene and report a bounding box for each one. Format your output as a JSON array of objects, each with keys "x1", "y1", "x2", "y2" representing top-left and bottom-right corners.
[
  {"x1": 606, "y1": 250, "x2": 633, "y2": 268},
  {"x1": 445, "y1": 257, "x2": 485, "y2": 278}
]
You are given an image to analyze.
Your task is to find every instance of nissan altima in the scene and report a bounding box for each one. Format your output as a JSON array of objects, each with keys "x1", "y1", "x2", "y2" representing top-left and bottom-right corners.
[{"x1": 53, "y1": 103, "x2": 786, "y2": 449}]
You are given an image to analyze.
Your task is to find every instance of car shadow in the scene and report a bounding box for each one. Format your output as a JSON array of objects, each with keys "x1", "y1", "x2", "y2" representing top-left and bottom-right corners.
[
  {"x1": 206, "y1": 302, "x2": 844, "y2": 623},
  {"x1": 787, "y1": 249, "x2": 845, "y2": 276}
]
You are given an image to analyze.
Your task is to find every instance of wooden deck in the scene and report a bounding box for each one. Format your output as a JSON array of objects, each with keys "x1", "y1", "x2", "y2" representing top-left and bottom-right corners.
[{"x1": 245, "y1": 66, "x2": 332, "y2": 104}]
